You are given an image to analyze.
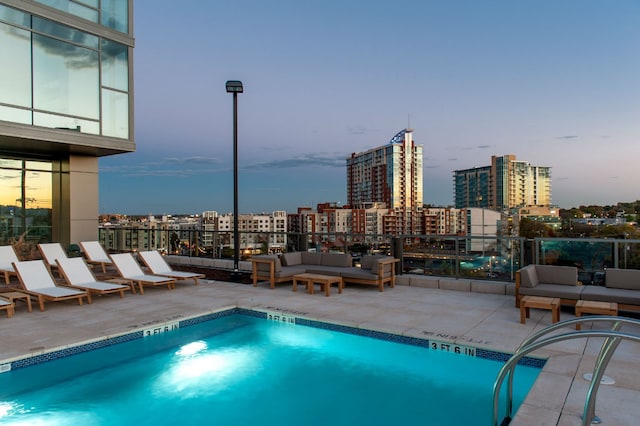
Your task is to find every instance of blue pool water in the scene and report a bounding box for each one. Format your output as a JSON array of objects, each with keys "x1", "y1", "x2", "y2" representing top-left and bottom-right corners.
[{"x1": 0, "y1": 314, "x2": 540, "y2": 425}]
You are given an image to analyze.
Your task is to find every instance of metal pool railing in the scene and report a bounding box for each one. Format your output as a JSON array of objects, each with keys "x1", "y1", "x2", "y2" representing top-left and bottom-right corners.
[{"x1": 492, "y1": 316, "x2": 640, "y2": 426}]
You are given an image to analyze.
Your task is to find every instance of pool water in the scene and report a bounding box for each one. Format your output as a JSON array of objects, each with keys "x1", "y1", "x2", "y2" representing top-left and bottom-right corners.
[{"x1": 0, "y1": 314, "x2": 540, "y2": 425}]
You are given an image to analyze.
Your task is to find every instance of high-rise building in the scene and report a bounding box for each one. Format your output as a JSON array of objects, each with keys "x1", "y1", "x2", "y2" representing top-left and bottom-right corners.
[
  {"x1": 0, "y1": 1, "x2": 134, "y2": 248},
  {"x1": 454, "y1": 155, "x2": 551, "y2": 210},
  {"x1": 347, "y1": 129, "x2": 423, "y2": 235}
]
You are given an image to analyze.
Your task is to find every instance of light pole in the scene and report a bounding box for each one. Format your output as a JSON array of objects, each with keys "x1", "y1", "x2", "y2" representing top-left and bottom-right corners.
[{"x1": 226, "y1": 80, "x2": 243, "y2": 280}]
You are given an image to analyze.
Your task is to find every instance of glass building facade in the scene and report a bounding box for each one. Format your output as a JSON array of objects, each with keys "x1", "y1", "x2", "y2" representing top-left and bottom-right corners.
[{"x1": 0, "y1": 0, "x2": 134, "y2": 249}]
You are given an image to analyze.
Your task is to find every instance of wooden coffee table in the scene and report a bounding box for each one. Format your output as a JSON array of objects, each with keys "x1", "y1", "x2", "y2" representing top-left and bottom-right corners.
[
  {"x1": 1, "y1": 291, "x2": 33, "y2": 313},
  {"x1": 293, "y1": 273, "x2": 343, "y2": 297},
  {"x1": 575, "y1": 300, "x2": 618, "y2": 330},
  {"x1": 520, "y1": 295, "x2": 560, "y2": 324}
]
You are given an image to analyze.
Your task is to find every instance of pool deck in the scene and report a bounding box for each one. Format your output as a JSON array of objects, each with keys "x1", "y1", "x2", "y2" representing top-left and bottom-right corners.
[{"x1": 1, "y1": 278, "x2": 639, "y2": 425}]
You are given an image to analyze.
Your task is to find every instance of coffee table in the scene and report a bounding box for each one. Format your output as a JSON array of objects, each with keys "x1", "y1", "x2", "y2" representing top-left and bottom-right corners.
[
  {"x1": 1, "y1": 291, "x2": 33, "y2": 312},
  {"x1": 520, "y1": 295, "x2": 560, "y2": 324},
  {"x1": 293, "y1": 273, "x2": 343, "y2": 297},
  {"x1": 575, "y1": 300, "x2": 618, "y2": 330}
]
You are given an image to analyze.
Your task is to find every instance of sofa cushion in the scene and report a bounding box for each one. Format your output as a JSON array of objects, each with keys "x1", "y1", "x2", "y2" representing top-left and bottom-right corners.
[
  {"x1": 301, "y1": 252, "x2": 322, "y2": 265},
  {"x1": 535, "y1": 265, "x2": 578, "y2": 286},
  {"x1": 605, "y1": 268, "x2": 640, "y2": 290},
  {"x1": 274, "y1": 266, "x2": 306, "y2": 278},
  {"x1": 341, "y1": 268, "x2": 378, "y2": 281},
  {"x1": 321, "y1": 253, "x2": 352, "y2": 267},
  {"x1": 581, "y1": 286, "x2": 640, "y2": 306},
  {"x1": 281, "y1": 252, "x2": 302, "y2": 266},
  {"x1": 519, "y1": 283, "x2": 584, "y2": 300},
  {"x1": 361, "y1": 255, "x2": 384, "y2": 270},
  {"x1": 305, "y1": 266, "x2": 342, "y2": 277},
  {"x1": 519, "y1": 265, "x2": 538, "y2": 288},
  {"x1": 254, "y1": 255, "x2": 281, "y2": 273}
]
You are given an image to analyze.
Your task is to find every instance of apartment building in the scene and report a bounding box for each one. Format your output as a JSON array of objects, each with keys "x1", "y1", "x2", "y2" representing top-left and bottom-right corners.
[
  {"x1": 347, "y1": 128, "x2": 423, "y2": 236},
  {"x1": 0, "y1": 0, "x2": 134, "y2": 248},
  {"x1": 454, "y1": 155, "x2": 551, "y2": 210}
]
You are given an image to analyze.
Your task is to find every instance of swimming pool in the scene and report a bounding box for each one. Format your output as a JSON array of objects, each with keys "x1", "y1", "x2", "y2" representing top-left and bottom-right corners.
[{"x1": 0, "y1": 311, "x2": 542, "y2": 425}]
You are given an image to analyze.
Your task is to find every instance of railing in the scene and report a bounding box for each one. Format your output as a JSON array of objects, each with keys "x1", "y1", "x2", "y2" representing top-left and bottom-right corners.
[
  {"x1": 492, "y1": 316, "x2": 640, "y2": 425},
  {"x1": 95, "y1": 227, "x2": 640, "y2": 281}
]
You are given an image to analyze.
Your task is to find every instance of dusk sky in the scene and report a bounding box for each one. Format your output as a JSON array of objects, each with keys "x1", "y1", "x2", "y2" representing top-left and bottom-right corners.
[{"x1": 99, "y1": 0, "x2": 640, "y2": 215}]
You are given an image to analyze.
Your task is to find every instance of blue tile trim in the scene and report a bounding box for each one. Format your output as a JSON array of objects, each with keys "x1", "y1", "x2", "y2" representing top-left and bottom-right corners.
[{"x1": 7, "y1": 308, "x2": 545, "y2": 372}]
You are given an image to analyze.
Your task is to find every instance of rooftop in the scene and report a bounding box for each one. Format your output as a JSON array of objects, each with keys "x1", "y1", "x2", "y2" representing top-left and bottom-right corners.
[{"x1": 1, "y1": 279, "x2": 639, "y2": 425}]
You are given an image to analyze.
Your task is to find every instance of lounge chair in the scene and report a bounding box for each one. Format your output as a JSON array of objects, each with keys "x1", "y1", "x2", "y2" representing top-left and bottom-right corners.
[
  {"x1": 12, "y1": 260, "x2": 88, "y2": 311},
  {"x1": 109, "y1": 253, "x2": 176, "y2": 294},
  {"x1": 0, "y1": 245, "x2": 19, "y2": 284},
  {"x1": 56, "y1": 257, "x2": 133, "y2": 302},
  {"x1": 37, "y1": 242, "x2": 68, "y2": 275},
  {"x1": 79, "y1": 241, "x2": 114, "y2": 273},
  {"x1": 0, "y1": 297, "x2": 14, "y2": 318},
  {"x1": 138, "y1": 250, "x2": 204, "y2": 285}
]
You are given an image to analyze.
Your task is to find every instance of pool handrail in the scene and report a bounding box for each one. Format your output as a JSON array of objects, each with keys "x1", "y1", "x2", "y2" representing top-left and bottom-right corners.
[{"x1": 492, "y1": 316, "x2": 640, "y2": 426}]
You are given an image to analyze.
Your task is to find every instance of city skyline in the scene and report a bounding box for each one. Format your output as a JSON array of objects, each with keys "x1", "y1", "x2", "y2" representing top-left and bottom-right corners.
[{"x1": 99, "y1": 0, "x2": 640, "y2": 215}]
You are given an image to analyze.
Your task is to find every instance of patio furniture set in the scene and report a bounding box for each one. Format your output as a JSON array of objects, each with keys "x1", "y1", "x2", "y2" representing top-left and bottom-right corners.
[{"x1": 0, "y1": 242, "x2": 204, "y2": 313}]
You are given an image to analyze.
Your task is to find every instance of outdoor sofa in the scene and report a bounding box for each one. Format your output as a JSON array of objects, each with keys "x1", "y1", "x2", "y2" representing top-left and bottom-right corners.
[
  {"x1": 515, "y1": 264, "x2": 640, "y2": 313},
  {"x1": 251, "y1": 251, "x2": 398, "y2": 292}
]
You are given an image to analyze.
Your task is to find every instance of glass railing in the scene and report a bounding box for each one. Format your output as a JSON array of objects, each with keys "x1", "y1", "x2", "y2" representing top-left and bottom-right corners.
[{"x1": 96, "y1": 227, "x2": 640, "y2": 282}]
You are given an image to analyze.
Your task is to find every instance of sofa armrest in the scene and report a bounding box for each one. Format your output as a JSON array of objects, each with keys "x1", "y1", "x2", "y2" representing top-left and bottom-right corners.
[
  {"x1": 251, "y1": 257, "x2": 276, "y2": 288},
  {"x1": 376, "y1": 258, "x2": 399, "y2": 286}
]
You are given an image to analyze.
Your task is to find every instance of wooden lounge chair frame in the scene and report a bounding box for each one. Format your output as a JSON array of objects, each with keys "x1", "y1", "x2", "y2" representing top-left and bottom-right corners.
[
  {"x1": 12, "y1": 260, "x2": 88, "y2": 311},
  {"x1": 109, "y1": 253, "x2": 176, "y2": 294},
  {"x1": 79, "y1": 241, "x2": 114, "y2": 274},
  {"x1": 0, "y1": 297, "x2": 15, "y2": 318},
  {"x1": 37, "y1": 242, "x2": 68, "y2": 276},
  {"x1": 138, "y1": 250, "x2": 204, "y2": 285},
  {"x1": 0, "y1": 245, "x2": 20, "y2": 284},
  {"x1": 56, "y1": 257, "x2": 132, "y2": 302}
]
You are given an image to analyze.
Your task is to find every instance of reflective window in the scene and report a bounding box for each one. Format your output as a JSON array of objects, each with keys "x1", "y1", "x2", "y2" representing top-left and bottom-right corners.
[
  {"x1": 0, "y1": 22, "x2": 31, "y2": 107},
  {"x1": 34, "y1": 0, "x2": 98, "y2": 24},
  {"x1": 0, "y1": 105, "x2": 31, "y2": 125},
  {"x1": 34, "y1": 112, "x2": 100, "y2": 135},
  {"x1": 101, "y1": 39, "x2": 128, "y2": 91},
  {"x1": 33, "y1": 33, "x2": 100, "y2": 120},
  {"x1": 0, "y1": 160, "x2": 53, "y2": 246},
  {"x1": 101, "y1": 88, "x2": 128, "y2": 138},
  {"x1": 101, "y1": 0, "x2": 128, "y2": 33},
  {"x1": 0, "y1": 4, "x2": 30, "y2": 27},
  {"x1": 33, "y1": 16, "x2": 99, "y2": 49}
]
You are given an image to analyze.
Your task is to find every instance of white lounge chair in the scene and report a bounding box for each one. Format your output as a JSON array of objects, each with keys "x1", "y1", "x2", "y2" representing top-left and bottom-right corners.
[
  {"x1": 0, "y1": 297, "x2": 14, "y2": 318},
  {"x1": 12, "y1": 260, "x2": 88, "y2": 311},
  {"x1": 138, "y1": 250, "x2": 204, "y2": 285},
  {"x1": 37, "y1": 242, "x2": 68, "y2": 275},
  {"x1": 79, "y1": 241, "x2": 113, "y2": 273},
  {"x1": 110, "y1": 253, "x2": 176, "y2": 294},
  {"x1": 0, "y1": 245, "x2": 20, "y2": 284},
  {"x1": 56, "y1": 257, "x2": 133, "y2": 302}
]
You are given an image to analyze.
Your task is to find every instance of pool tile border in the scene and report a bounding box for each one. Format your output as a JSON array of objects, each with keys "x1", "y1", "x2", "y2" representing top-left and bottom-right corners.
[{"x1": 4, "y1": 307, "x2": 545, "y2": 372}]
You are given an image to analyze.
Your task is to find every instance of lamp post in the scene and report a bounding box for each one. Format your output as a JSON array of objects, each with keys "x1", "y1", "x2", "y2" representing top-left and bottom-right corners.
[{"x1": 226, "y1": 80, "x2": 243, "y2": 280}]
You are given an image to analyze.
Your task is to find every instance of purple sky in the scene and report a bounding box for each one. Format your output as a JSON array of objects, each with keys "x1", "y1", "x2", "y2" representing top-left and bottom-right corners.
[{"x1": 99, "y1": 0, "x2": 640, "y2": 215}]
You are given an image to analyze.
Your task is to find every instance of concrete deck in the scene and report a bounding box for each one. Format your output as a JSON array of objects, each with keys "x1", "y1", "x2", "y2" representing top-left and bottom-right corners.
[{"x1": 1, "y1": 279, "x2": 639, "y2": 425}]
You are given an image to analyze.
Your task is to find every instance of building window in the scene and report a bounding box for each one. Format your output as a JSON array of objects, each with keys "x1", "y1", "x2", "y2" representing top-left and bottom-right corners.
[{"x1": 0, "y1": 158, "x2": 52, "y2": 246}]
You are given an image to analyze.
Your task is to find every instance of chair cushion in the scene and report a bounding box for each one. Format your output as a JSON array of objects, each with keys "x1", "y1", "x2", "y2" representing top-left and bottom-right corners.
[
  {"x1": 535, "y1": 265, "x2": 577, "y2": 286},
  {"x1": 605, "y1": 268, "x2": 640, "y2": 290},
  {"x1": 361, "y1": 255, "x2": 385, "y2": 270},
  {"x1": 519, "y1": 265, "x2": 538, "y2": 288},
  {"x1": 301, "y1": 252, "x2": 322, "y2": 265},
  {"x1": 281, "y1": 252, "x2": 302, "y2": 266},
  {"x1": 519, "y1": 283, "x2": 584, "y2": 300},
  {"x1": 581, "y1": 286, "x2": 640, "y2": 305},
  {"x1": 321, "y1": 253, "x2": 352, "y2": 267}
]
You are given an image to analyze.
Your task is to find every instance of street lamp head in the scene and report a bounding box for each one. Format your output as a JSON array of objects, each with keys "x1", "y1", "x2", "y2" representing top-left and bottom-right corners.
[{"x1": 226, "y1": 80, "x2": 243, "y2": 93}]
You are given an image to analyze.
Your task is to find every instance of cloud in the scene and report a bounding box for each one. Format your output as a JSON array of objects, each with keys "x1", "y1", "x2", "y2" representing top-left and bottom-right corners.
[
  {"x1": 448, "y1": 158, "x2": 457, "y2": 161},
  {"x1": 477, "y1": 145, "x2": 493, "y2": 149},
  {"x1": 556, "y1": 135, "x2": 578, "y2": 140},
  {"x1": 252, "y1": 153, "x2": 345, "y2": 169},
  {"x1": 163, "y1": 156, "x2": 222, "y2": 165},
  {"x1": 348, "y1": 125, "x2": 368, "y2": 135}
]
